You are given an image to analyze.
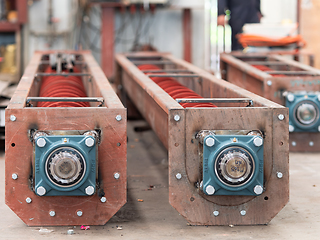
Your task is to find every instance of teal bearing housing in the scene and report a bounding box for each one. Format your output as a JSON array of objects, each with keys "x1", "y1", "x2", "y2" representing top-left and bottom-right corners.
[
  {"x1": 34, "y1": 135, "x2": 97, "y2": 196},
  {"x1": 202, "y1": 135, "x2": 264, "y2": 196},
  {"x1": 286, "y1": 92, "x2": 320, "y2": 132}
]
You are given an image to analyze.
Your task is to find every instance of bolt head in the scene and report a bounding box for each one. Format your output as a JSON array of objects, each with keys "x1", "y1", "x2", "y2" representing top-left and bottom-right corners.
[
  {"x1": 115, "y1": 115, "x2": 122, "y2": 121},
  {"x1": 12, "y1": 173, "x2": 18, "y2": 180},
  {"x1": 114, "y1": 172, "x2": 120, "y2": 179},
  {"x1": 292, "y1": 141, "x2": 296, "y2": 146},
  {"x1": 77, "y1": 210, "x2": 83, "y2": 217},
  {"x1": 37, "y1": 186, "x2": 46, "y2": 196},
  {"x1": 85, "y1": 186, "x2": 95, "y2": 195},
  {"x1": 176, "y1": 173, "x2": 182, "y2": 180},
  {"x1": 253, "y1": 137, "x2": 263, "y2": 147},
  {"x1": 240, "y1": 210, "x2": 246, "y2": 216},
  {"x1": 206, "y1": 185, "x2": 215, "y2": 195},
  {"x1": 289, "y1": 125, "x2": 294, "y2": 132},
  {"x1": 287, "y1": 94, "x2": 295, "y2": 102},
  {"x1": 213, "y1": 210, "x2": 219, "y2": 217},
  {"x1": 36, "y1": 138, "x2": 46, "y2": 148},
  {"x1": 267, "y1": 80, "x2": 272, "y2": 86},
  {"x1": 26, "y1": 197, "x2": 32, "y2": 204},
  {"x1": 85, "y1": 137, "x2": 95, "y2": 147},
  {"x1": 10, "y1": 115, "x2": 16, "y2": 121},
  {"x1": 309, "y1": 141, "x2": 314, "y2": 147},
  {"x1": 278, "y1": 114, "x2": 284, "y2": 121},
  {"x1": 100, "y1": 197, "x2": 107, "y2": 203},
  {"x1": 277, "y1": 172, "x2": 283, "y2": 179},
  {"x1": 205, "y1": 137, "x2": 215, "y2": 147},
  {"x1": 174, "y1": 115, "x2": 180, "y2": 122},
  {"x1": 254, "y1": 185, "x2": 263, "y2": 195},
  {"x1": 49, "y1": 211, "x2": 55, "y2": 217}
]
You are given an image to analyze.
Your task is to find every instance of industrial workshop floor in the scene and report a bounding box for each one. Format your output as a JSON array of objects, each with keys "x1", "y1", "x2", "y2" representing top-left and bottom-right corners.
[{"x1": 0, "y1": 120, "x2": 319, "y2": 239}]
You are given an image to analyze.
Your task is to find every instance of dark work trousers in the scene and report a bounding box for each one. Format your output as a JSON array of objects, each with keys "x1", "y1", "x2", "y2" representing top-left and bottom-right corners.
[{"x1": 218, "y1": 0, "x2": 260, "y2": 51}]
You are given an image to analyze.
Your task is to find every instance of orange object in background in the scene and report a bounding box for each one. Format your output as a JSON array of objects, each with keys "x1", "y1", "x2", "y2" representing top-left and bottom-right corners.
[{"x1": 237, "y1": 34, "x2": 306, "y2": 48}]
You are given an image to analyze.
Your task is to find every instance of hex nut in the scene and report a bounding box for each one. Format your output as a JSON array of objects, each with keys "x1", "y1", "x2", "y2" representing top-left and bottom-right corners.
[
  {"x1": 254, "y1": 185, "x2": 263, "y2": 195},
  {"x1": 176, "y1": 173, "x2": 182, "y2": 180},
  {"x1": 253, "y1": 137, "x2": 263, "y2": 147},
  {"x1": 37, "y1": 186, "x2": 46, "y2": 196},
  {"x1": 289, "y1": 125, "x2": 294, "y2": 132},
  {"x1": 213, "y1": 210, "x2": 219, "y2": 217},
  {"x1": 240, "y1": 210, "x2": 246, "y2": 216},
  {"x1": 12, "y1": 173, "x2": 18, "y2": 180},
  {"x1": 49, "y1": 211, "x2": 55, "y2": 217},
  {"x1": 206, "y1": 185, "x2": 215, "y2": 195},
  {"x1": 77, "y1": 210, "x2": 83, "y2": 217},
  {"x1": 36, "y1": 138, "x2": 46, "y2": 148},
  {"x1": 278, "y1": 114, "x2": 284, "y2": 121},
  {"x1": 277, "y1": 172, "x2": 283, "y2": 179},
  {"x1": 114, "y1": 172, "x2": 120, "y2": 179},
  {"x1": 85, "y1": 186, "x2": 95, "y2": 195},
  {"x1": 100, "y1": 197, "x2": 107, "y2": 203},
  {"x1": 26, "y1": 197, "x2": 32, "y2": 204},
  {"x1": 205, "y1": 137, "x2": 215, "y2": 147},
  {"x1": 10, "y1": 115, "x2": 16, "y2": 122},
  {"x1": 174, "y1": 115, "x2": 180, "y2": 122},
  {"x1": 287, "y1": 94, "x2": 295, "y2": 102},
  {"x1": 85, "y1": 137, "x2": 95, "y2": 147},
  {"x1": 115, "y1": 115, "x2": 122, "y2": 121}
]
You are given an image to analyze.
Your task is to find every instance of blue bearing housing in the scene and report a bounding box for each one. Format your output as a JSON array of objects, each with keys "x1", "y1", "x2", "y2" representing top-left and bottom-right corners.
[
  {"x1": 202, "y1": 135, "x2": 263, "y2": 196},
  {"x1": 34, "y1": 135, "x2": 97, "y2": 196},
  {"x1": 286, "y1": 93, "x2": 320, "y2": 132}
]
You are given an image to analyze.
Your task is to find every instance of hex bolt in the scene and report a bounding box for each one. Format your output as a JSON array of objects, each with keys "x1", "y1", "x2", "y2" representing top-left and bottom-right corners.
[
  {"x1": 85, "y1": 138, "x2": 95, "y2": 147},
  {"x1": 205, "y1": 137, "x2": 215, "y2": 147},
  {"x1": 287, "y1": 94, "x2": 295, "y2": 102},
  {"x1": 174, "y1": 115, "x2": 180, "y2": 122},
  {"x1": 206, "y1": 185, "x2": 215, "y2": 195},
  {"x1": 254, "y1": 185, "x2": 263, "y2": 195},
  {"x1": 213, "y1": 210, "x2": 219, "y2": 217},
  {"x1": 85, "y1": 186, "x2": 95, "y2": 195},
  {"x1": 240, "y1": 210, "x2": 246, "y2": 216},
  {"x1": 278, "y1": 114, "x2": 284, "y2": 121},
  {"x1": 26, "y1": 197, "x2": 32, "y2": 204},
  {"x1": 77, "y1": 210, "x2": 83, "y2": 217},
  {"x1": 36, "y1": 138, "x2": 46, "y2": 148},
  {"x1": 10, "y1": 115, "x2": 16, "y2": 122},
  {"x1": 277, "y1": 172, "x2": 283, "y2": 179},
  {"x1": 292, "y1": 141, "x2": 297, "y2": 147},
  {"x1": 266, "y1": 80, "x2": 272, "y2": 86},
  {"x1": 49, "y1": 211, "x2": 55, "y2": 217},
  {"x1": 115, "y1": 115, "x2": 122, "y2": 121},
  {"x1": 309, "y1": 141, "x2": 314, "y2": 147},
  {"x1": 176, "y1": 173, "x2": 182, "y2": 180},
  {"x1": 253, "y1": 137, "x2": 263, "y2": 147},
  {"x1": 100, "y1": 197, "x2": 107, "y2": 203},
  {"x1": 289, "y1": 125, "x2": 294, "y2": 132},
  {"x1": 37, "y1": 186, "x2": 46, "y2": 196},
  {"x1": 12, "y1": 173, "x2": 18, "y2": 180},
  {"x1": 114, "y1": 172, "x2": 120, "y2": 179}
]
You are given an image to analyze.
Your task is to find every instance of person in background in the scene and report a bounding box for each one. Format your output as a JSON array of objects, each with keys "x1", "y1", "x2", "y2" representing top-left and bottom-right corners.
[{"x1": 218, "y1": 0, "x2": 262, "y2": 51}]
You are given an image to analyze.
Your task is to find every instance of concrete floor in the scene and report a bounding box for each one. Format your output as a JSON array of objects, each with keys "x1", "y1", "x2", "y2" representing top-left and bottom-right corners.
[{"x1": 1, "y1": 120, "x2": 320, "y2": 239}]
